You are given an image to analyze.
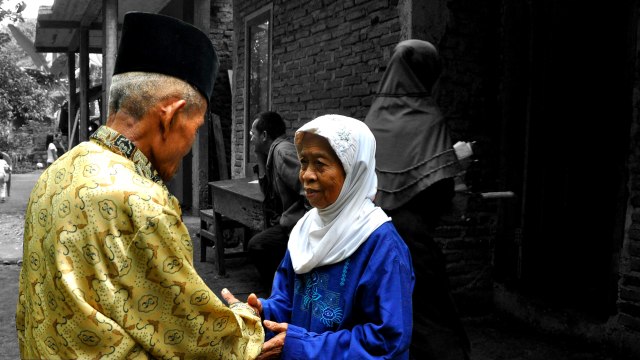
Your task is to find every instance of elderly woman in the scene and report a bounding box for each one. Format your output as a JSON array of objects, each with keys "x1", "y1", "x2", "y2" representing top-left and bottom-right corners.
[{"x1": 243, "y1": 114, "x2": 414, "y2": 359}]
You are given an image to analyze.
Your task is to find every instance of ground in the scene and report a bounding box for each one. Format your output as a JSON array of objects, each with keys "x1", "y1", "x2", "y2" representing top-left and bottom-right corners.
[{"x1": 0, "y1": 171, "x2": 632, "y2": 359}]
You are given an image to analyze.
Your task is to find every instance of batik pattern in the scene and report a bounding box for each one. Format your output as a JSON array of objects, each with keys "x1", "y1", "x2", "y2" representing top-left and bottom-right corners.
[{"x1": 17, "y1": 126, "x2": 263, "y2": 359}]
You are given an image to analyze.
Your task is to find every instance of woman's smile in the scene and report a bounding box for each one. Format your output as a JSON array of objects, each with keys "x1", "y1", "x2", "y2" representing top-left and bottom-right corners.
[{"x1": 304, "y1": 188, "x2": 319, "y2": 200}]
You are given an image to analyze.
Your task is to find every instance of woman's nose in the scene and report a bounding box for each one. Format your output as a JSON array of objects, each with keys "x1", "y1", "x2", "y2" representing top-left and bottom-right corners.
[{"x1": 301, "y1": 168, "x2": 316, "y2": 182}]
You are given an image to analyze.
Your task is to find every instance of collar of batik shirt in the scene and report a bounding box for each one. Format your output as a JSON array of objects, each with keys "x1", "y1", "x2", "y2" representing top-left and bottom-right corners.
[{"x1": 90, "y1": 125, "x2": 164, "y2": 185}]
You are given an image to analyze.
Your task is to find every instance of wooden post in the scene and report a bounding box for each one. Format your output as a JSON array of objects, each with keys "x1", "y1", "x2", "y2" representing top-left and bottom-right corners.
[
  {"x1": 189, "y1": 0, "x2": 211, "y2": 213},
  {"x1": 79, "y1": 27, "x2": 89, "y2": 142},
  {"x1": 212, "y1": 114, "x2": 229, "y2": 180},
  {"x1": 67, "y1": 52, "x2": 76, "y2": 149},
  {"x1": 102, "y1": 0, "x2": 118, "y2": 123}
]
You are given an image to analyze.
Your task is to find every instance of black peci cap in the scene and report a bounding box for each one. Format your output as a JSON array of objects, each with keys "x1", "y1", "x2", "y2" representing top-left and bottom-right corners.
[{"x1": 113, "y1": 12, "x2": 218, "y2": 105}]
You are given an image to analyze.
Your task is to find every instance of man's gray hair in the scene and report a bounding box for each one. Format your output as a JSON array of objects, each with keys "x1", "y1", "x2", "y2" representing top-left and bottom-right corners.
[{"x1": 109, "y1": 72, "x2": 206, "y2": 119}]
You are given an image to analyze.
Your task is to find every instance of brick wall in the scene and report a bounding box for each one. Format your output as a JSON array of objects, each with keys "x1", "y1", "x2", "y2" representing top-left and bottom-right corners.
[
  {"x1": 232, "y1": 0, "x2": 401, "y2": 177},
  {"x1": 231, "y1": 0, "x2": 501, "y2": 312}
]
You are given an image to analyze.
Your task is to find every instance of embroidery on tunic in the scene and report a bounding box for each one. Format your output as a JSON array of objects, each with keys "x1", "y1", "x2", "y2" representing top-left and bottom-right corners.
[{"x1": 295, "y1": 270, "x2": 344, "y2": 326}]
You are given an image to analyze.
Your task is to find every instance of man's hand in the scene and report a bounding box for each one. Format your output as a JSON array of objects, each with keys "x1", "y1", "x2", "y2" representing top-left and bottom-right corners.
[
  {"x1": 221, "y1": 288, "x2": 240, "y2": 305},
  {"x1": 257, "y1": 320, "x2": 288, "y2": 360},
  {"x1": 221, "y1": 288, "x2": 260, "y2": 317}
]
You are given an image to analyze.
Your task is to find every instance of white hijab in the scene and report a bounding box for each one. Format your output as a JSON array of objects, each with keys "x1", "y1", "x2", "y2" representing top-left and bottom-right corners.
[{"x1": 288, "y1": 114, "x2": 390, "y2": 274}]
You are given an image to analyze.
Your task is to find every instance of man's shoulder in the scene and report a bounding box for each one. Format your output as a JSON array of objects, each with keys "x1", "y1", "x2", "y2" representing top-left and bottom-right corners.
[
  {"x1": 67, "y1": 143, "x2": 163, "y2": 193},
  {"x1": 273, "y1": 138, "x2": 297, "y2": 157}
]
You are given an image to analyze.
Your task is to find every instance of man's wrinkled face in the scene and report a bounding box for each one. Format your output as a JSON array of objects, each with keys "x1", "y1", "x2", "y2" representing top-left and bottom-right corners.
[{"x1": 154, "y1": 107, "x2": 206, "y2": 181}]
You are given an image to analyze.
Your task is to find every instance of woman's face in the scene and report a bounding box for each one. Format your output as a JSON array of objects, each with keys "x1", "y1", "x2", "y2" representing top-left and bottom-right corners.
[{"x1": 296, "y1": 132, "x2": 346, "y2": 209}]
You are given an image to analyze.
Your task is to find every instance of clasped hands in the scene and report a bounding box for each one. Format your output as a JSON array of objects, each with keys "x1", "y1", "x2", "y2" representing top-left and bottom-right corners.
[{"x1": 222, "y1": 288, "x2": 287, "y2": 360}]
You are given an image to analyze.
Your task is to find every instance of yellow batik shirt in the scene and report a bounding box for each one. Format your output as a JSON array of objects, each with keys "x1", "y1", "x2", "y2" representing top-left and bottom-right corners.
[{"x1": 16, "y1": 126, "x2": 263, "y2": 359}]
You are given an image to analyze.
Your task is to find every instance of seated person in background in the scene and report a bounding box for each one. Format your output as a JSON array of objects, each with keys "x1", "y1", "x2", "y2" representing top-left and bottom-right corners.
[
  {"x1": 248, "y1": 111, "x2": 307, "y2": 292},
  {"x1": 16, "y1": 12, "x2": 263, "y2": 359},
  {"x1": 246, "y1": 114, "x2": 415, "y2": 359}
]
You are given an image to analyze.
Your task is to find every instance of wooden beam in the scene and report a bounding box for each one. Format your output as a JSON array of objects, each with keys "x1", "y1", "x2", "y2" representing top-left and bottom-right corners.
[
  {"x1": 67, "y1": 52, "x2": 77, "y2": 149},
  {"x1": 194, "y1": 0, "x2": 210, "y2": 33},
  {"x1": 37, "y1": 20, "x2": 121, "y2": 31},
  {"x1": 79, "y1": 27, "x2": 90, "y2": 142},
  {"x1": 189, "y1": 0, "x2": 212, "y2": 212},
  {"x1": 67, "y1": 29, "x2": 80, "y2": 53},
  {"x1": 102, "y1": 0, "x2": 118, "y2": 124},
  {"x1": 80, "y1": 1, "x2": 103, "y2": 27},
  {"x1": 212, "y1": 114, "x2": 229, "y2": 180},
  {"x1": 36, "y1": 45, "x2": 103, "y2": 53},
  {"x1": 65, "y1": 0, "x2": 104, "y2": 55},
  {"x1": 37, "y1": 20, "x2": 81, "y2": 29}
]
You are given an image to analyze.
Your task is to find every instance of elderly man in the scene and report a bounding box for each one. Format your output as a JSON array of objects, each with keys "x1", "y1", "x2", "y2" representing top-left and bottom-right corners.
[
  {"x1": 248, "y1": 111, "x2": 307, "y2": 292},
  {"x1": 16, "y1": 12, "x2": 263, "y2": 359}
]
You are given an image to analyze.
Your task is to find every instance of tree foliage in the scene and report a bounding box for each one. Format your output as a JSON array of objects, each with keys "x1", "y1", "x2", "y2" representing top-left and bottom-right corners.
[
  {"x1": 0, "y1": 6, "x2": 56, "y2": 154},
  {"x1": 0, "y1": 0, "x2": 25, "y2": 23},
  {"x1": 0, "y1": 41, "x2": 53, "y2": 129}
]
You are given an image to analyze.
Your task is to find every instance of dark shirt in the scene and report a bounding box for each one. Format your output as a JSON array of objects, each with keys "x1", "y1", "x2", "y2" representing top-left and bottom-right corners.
[{"x1": 259, "y1": 136, "x2": 307, "y2": 228}]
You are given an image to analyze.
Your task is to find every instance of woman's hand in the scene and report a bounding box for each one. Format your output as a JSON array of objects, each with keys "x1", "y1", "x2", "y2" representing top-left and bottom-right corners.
[
  {"x1": 257, "y1": 320, "x2": 288, "y2": 360},
  {"x1": 247, "y1": 292, "x2": 263, "y2": 317}
]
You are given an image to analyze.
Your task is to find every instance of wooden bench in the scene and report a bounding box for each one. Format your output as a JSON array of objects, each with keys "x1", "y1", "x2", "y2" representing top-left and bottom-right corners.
[
  {"x1": 201, "y1": 178, "x2": 266, "y2": 275},
  {"x1": 199, "y1": 209, "x2": 250, "y2": 272},
  {"x1": 199, "y1": 208, "x2": 216, "y2": 262}
]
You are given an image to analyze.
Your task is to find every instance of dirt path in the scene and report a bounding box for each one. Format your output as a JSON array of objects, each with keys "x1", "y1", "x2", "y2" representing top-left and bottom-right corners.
[
  {"x1": 0, "y1": 171, "x2": 41, "y2": 263},
  {"x1": 0, "y1": 264, "x2": 20, "y2": 359}
]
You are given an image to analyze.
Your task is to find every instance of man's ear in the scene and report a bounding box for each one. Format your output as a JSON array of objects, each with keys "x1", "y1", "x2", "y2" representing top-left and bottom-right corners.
[{"x1": 158, "y1": 98, "x2": 187, "y2": 138}]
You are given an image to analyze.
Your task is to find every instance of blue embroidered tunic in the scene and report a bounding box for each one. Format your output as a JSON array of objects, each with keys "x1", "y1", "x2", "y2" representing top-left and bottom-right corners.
[{"x1": 261, "y1": 222, "x2": 415, "y2": 359}]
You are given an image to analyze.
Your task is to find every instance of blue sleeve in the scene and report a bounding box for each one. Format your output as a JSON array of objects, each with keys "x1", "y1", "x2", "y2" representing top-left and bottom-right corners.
[
  {"x1": 282, "y1": 237, "x2": 414, "y2": 359},
  {"x1": 261, "y1": 251, "x2": 295, "y2": 339}
]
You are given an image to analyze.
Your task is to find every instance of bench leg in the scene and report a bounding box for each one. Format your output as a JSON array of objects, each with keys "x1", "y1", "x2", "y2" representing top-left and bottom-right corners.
[
  {"x1": 213, "y1": 211, "x2": 226, "y2": 276},
  {"x1": 200, "y1": 218, "x2": 207, "y2": 262}
]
